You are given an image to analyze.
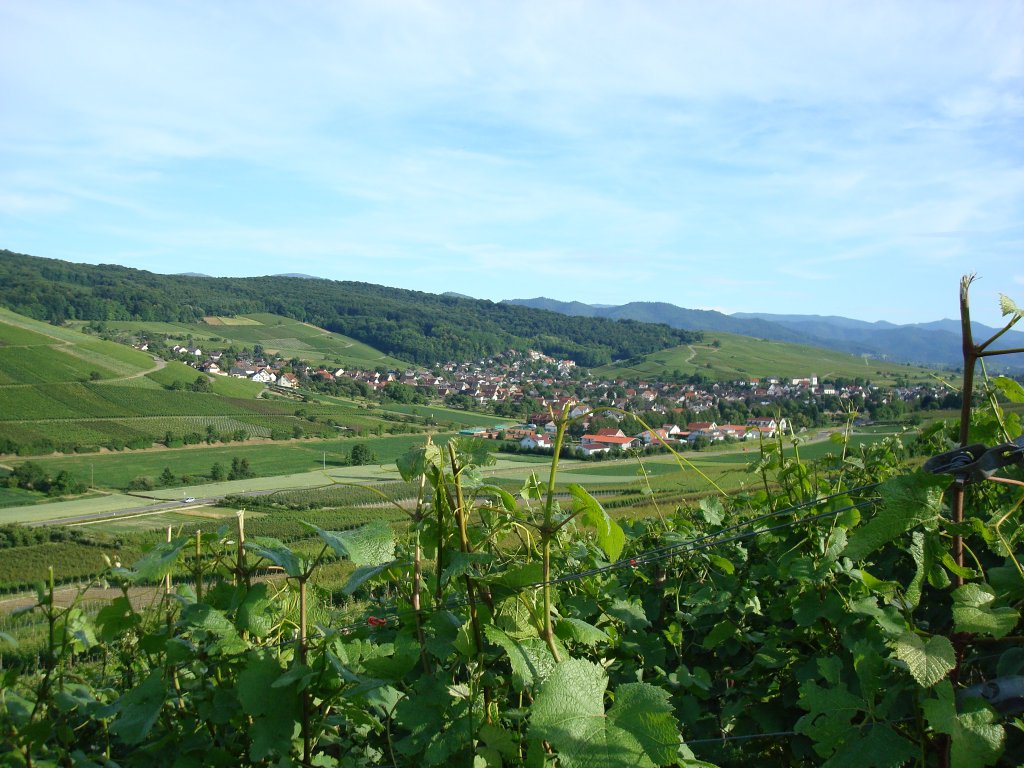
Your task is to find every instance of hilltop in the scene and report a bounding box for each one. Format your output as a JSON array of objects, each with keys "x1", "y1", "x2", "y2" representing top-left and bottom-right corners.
[
  {"x1": 0, "y1": 250, "x2": 697, "y2": 367},
  {"x1": 508, "y1": 297, "x2": 1024, "y2": 372}
]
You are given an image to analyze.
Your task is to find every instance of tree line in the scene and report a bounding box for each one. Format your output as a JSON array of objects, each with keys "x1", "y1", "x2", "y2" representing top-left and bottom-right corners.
[{"x1": 0, "y1": 250, "x2": 700, "y2": 365}]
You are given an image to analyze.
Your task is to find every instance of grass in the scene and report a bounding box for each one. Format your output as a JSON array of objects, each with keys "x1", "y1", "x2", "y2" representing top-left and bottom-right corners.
[
  {"x1": 81, "y1": 313, "x2": 406, "y2": 370},
  {"x1": 2, "y1": 433, "x2": 449, "y2": 492},
  {"x1": 596, "y1": 331, "x2": 938, "y2": 383},
  {"x1": 0, "y1": 310, "x2": 441, "y2": 456}
]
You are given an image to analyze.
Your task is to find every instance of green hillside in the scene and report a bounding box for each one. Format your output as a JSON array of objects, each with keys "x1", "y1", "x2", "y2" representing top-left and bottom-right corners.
[
  {"x1": 79, "y1": 312, "x2": 405, "y2": 370},
  {"x1": 596, "y1": 331, "x2": 937, "y2": 382},
  {"x1": 0, "y1": 310, "x2": 437, "y2": 458},
  {"x1": 0, "y1": 306, "x2": 156, "y2": 384},
  {"x1": 0, "y1": 249, "x2": 700, "y2": 366}
]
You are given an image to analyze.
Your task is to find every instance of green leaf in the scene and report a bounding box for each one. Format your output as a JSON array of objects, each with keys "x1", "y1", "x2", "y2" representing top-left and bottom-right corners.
[
  {"x1": 606, "y1": 683, "x2": 681, "y2": 765},
  {"x1": 305, "y1": 520, "x2": 396, "y2": 566},
  {"x1": 606, "y1": 598, "x2": 650, "y2": 630},
  {"x1": 923, "y1": 680, "x2": 1004, "y2": 768},
  {"x1": 702, "y1": 620, "x2": 737, "y2": 650},
  {"x1": 478, "y1": 484, "x2": 518, "y2": 513},
  {"x1": 397, "y1": 442, "x2": 442, "y2": 481},
  {"x1": 795, "y1": 679, "x2": 863, "y2": 758},
  {"x1": 893, "y1": 631, "x2": 955, "y2": 687},
  {"x1": 94, "y1": 596, "x2": 140, "y2": 643},
  {"x1": 698, "y1": 496, "x2": 724, "y2": 526},
  {"x1": 844, "y1": 473, "x2": 947, "y2": 560},
  {"x1": 237, "y1": 651, "x2": 300, "y2": 762},
  {"x1": 236, "y1": 583, "x2": 275, "y2": 638},
  {"x1": 952, "y1": 583, "x2": 1019, "y2": 638},
  {"x1": 819, "y1": 724, "x2": 917, "y2": 768},
  {"x1": 109, "y1": 669, "x2": 164, "y2": 745},
  {"x1": 441, "y1": 551, "x2": 493, "y2": 586},
  {"x1": 342, "y1": 561, "x2": 395, "y2": 596},
  {"x1": 905, "y1": 531, "x2": 946, "y2": 609},
  {"x1": 394, "y1": 677, "x2": 449, "y2": 757},
  {"x1": 180, "y1": 603, "x2": 248, "y2": 655},
  {"x1": 245, "y1": 537, "x2": 306, "y2": 577},
  {"x1": 555, "y1": 617, "x2": 609, "y2": 647},
  {"x1": 485, "y1": 625, "x2": 558, "y2": 690},
  {"x1": 485, "y1": 562, "x2": 544, "y2": 592},
  {"x1": 125, "y1": 537, "x2": 189, "y2": 582},
  {"x1": 530, "y1": 659, "x2": 678, "y2": 768},
  {"x1": 992, "y1": 376, "x2": 1024, "y2": 404},
  {"x1": 568, "y1": 483, "x2": 625, "y2": 561}
]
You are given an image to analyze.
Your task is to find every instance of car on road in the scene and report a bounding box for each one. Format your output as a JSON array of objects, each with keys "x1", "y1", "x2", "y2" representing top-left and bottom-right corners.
[{"x1": 183, "y1": 497, "x2": 196, "y2": 503}]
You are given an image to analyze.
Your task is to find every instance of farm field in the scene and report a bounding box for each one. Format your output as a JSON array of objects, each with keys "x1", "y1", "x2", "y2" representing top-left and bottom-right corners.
[
  {"x1": 75, "y1": 313, "x2": 406, "y2": 370},
  {"x1": 0, "y1": 310, "x2": 437, "y2": 456},
  {"x1": 596, "y1": 330, "x2": 938, "y2": 383},
  {"x1": 1, "y1": 434, "x2": 451, "y2": 494},
  {"x1": 0, "y1": 308, "x2": 155, "y2": 384}
]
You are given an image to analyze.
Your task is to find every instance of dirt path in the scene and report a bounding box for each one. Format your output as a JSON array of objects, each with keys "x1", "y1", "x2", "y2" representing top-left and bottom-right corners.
[{"x1": 119, "y1": 354, "x2": 167, "y2": 380}]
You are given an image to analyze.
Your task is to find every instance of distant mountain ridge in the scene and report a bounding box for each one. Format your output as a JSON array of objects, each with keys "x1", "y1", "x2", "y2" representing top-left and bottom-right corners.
[{"x1": 506, "y1": 298, "x2": 1024, "y2": 372}]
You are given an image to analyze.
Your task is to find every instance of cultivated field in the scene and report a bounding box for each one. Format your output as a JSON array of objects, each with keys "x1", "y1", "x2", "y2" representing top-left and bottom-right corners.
[{"x1": 597, "y1": 331, "x2": 938, "y2": 383}]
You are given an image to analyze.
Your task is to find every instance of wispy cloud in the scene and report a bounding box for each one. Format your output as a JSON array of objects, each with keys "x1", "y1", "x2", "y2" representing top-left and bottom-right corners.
[{"x1": 1, "y1": 1, "x2": 1021, "y2": 325}]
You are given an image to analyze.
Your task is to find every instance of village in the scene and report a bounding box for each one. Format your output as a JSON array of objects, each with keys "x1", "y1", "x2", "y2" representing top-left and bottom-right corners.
[{"x1": 154, "y1": 342, "x2": 953, "y2": 454}]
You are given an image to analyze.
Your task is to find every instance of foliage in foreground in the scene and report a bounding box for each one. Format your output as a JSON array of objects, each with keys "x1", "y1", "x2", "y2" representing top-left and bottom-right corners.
[{"x1": 1, "y1": 392, "x2": 1023, "y2": 766}]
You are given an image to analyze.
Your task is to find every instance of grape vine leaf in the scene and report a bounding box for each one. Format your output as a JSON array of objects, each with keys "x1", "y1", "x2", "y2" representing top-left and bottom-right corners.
[
  {"x1": 305, "y1": 520, "x2": 396, "y2": 566},
  {"x1": 555, "y1": 617, "x2": 610, "y2": 647},
  {"x1": 485, "y1": 625, "x2": 559, "y2": 690},
  {"x1": 529, "y1": 658, "x2": 680, "y2": 767},
  {"x1": 952, "y1": 583, "x2": 1019, "y2": 638},
  {"x1": 795, "y1": 679, "x2": 864, "y2": 757},
  {"x1": 397, "y1": 442, "x2": 442, "y2": 481},
  {"x1": 844, "y1": 473, "x2": 947, "y2": 560},
  {"x1": 123, "y1": 537, "x2": 189, "y2": 582},
  {"x1": 237, "y1": 651, "x2": 300, "y2": 762},
  {"x1": 568, "y1": 483, "x2": 625, "y2": 561},
  {"x1": 342, "y1": 561, "x2": 395, "y2": 595},
  {"x1": 606, "y1": 683, "x2": 681, "y2": 765},
  {"x1": 893, "y1": 631, "x2": 955, "y2": 687},
  {"x1": 245, "y1": 537, "x2": 306, "y2": 577},
  {"x1": 236, "y1": 583, "x2": 274, "y2": 638},
  {"x1": 922, "y1": 680, "x2": 1004, "y2": 768},
  {"x1": 109, "y1": 669, "x2": 165, "y2": 745},
  {"x1": 818, "y1": 724, "x2": 917, "y2": 768},
  {"x1": 992, "y1": 376, "x2": 1024, "y2": 404}
]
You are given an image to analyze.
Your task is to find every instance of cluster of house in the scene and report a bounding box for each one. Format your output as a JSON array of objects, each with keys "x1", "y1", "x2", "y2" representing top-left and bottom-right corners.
[
  {"x1": 157, "y1": 343, "x2": 947, "y2": 436},
  {"x1": 510, "y1": 416, "x2": 788, "y2": 454}
]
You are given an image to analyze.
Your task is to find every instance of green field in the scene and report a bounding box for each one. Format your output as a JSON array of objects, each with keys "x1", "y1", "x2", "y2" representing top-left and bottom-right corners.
[
  {"x1": 77, "y1": 313, "x2": 405, "y2": 370},
  {"x1": 2, "y1": 433, "x2": 447, "y2": 492},
  {"x1": 0, "y1": 310, "x2": 438, "y2": 456},
  {"x1": 596, "y1": 331, "x2": 937, "y2": 383}
]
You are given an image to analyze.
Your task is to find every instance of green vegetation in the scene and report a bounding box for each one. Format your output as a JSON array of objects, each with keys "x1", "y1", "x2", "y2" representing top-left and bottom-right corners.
[
  {"x1": 0, "y1": 311, "x2": 439, "y2": 458},
  {"x1": 1, "y1": 250, "x2": 700, "y2": 365},
  {"x1": 1, "y1": 385, "x2": 1021, "y2": 765},
  {"x1": 598, "y1": 331, "x2": 937, "y2": 383}
]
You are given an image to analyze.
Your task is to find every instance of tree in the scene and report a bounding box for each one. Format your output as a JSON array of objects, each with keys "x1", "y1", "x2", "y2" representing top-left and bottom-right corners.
[
  {"x1": 350, "y1": 444, "x2": 375, "y2": 466},
  {"x1": 159, "y1": 467, "x2": 176, "y2": 486},
  {"x1": 210, "y1": 462, "x2": 225, "y2": 481},
  {"x1": 228, "y1": 457, "x2": 254, "y2": 480}
]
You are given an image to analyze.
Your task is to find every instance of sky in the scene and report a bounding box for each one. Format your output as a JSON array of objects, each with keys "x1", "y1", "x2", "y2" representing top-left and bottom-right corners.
[{"x1": 1, "y1": 1, "x2": 1022, "y2": 327}]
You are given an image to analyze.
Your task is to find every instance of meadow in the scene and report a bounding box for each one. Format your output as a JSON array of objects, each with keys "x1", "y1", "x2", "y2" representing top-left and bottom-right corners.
[
  {"x1": 597, "y1": 330, "x2": 938, "y2": 383},
  {"x1": 78, "y1": 312, "x2": 406, "y2": 369}
]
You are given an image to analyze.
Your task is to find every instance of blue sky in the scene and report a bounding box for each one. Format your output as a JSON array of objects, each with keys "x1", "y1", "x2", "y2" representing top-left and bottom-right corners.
[{"x1": 1, "y1": 1, "x2": 1022, "y2": 326}]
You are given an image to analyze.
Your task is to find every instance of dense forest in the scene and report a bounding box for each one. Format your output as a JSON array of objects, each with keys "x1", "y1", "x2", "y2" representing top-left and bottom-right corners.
[{"x1": 0, "y1": 250, "x2": 699, "y2": 365}]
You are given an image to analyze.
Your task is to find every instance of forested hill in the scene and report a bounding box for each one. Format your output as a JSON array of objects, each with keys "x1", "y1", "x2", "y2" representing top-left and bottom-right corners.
[{"x1": 0, "y1": 250, "x2": 699, "y2": 366}]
